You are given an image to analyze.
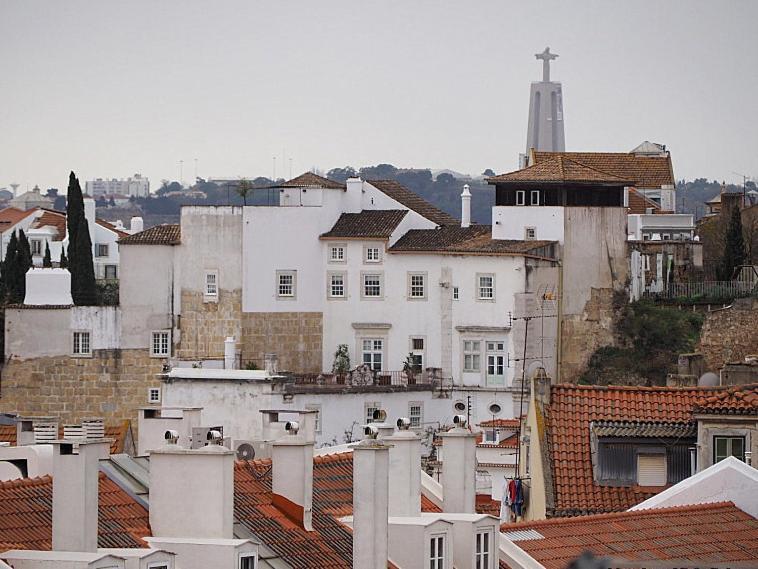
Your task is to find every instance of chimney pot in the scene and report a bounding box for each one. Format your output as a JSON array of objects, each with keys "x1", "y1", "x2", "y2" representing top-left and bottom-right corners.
[
  {"x1": 460, "y1": 184, "x2": 472, "y2": 228},
  {"x1": 440, "y1": 425, "x2": 477, "y2": 513},
  {"x1": 353, "y1": 438, "x2": 391, "y2": 569}
]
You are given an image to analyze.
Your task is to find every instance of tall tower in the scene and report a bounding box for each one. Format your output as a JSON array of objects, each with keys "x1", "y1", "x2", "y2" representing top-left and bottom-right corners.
[{"x1": 525, "y1": 47, "x2": 565, "y2": 159}]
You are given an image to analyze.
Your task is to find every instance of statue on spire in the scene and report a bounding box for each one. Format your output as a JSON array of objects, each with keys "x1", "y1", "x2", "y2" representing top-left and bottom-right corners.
[{"x1": 535, "y1": 47, "x2": 558, "y2": 82}]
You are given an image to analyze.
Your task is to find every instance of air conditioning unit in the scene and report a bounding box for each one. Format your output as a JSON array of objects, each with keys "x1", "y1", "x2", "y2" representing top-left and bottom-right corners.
[
  {"x1": 233, "y1": 439, "x2": 271, "y2": 462},
  {"x1": 190, "y1": 426, "x2": 224, "y2": 449}
]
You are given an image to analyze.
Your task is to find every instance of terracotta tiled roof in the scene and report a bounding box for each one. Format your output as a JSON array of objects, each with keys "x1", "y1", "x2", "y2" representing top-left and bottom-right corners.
[
  {"x1": 475, "y1": 494, "x2": 501, "y2": 517},
  {"x1": 476, "y1": 432, "x2": 519, "y2": 449},
  {"x1": 0, "y1": 207, "x2": 37, "y2": 229},
  {"x1": 694, "y1": 384, "x2": 758, "y2": 415},
  {"x1": 488, "y1": 156, "x2": 634, "y2": 185},
  {"x1": 0, "y1": 473, "x2": 150, "y2": 552},
  {"x1": 546, "y1": 384, "x2": 732, "y2": 517},
  {"x1": 96, "y1": 219, "x2": 129, "y2": 238},
  {"x1": 30, "y1": 211, "x2": 66, "y2": 241},
  {"x1": 478, "y1": 418, "x2": 520, "y2": 429},
  {"x1": 367, "y1": 180, "x2": 459, "y2": 226},
  {"x1": 118, "y1": 224, "x2": 180, "y2": 245},
  {"x1": 627, "y1": 187, "x2": 662, "y2": 215},
  {"x1": 277, "y1": 172, "x2": 345, "y2": 190},
  {"x1": 532, "y1": 150, "x2": 675, "y2": 188},
  {"x1": 501, "y1": 502, "x2": 758, "y2": 569},
  {"x1": 390, "y1": 225, "x2": 556, "y2": 258},
  {"x1": 234, "y1": 451, "x2": 441, "y2": 568},
  {"x1": 0, "y1": 423, "x2": 130, "y2": 455},
  {"x1": 320, "y1": 210, "x2": 407, "y2": 240},
  {"x1": 591, "y1": 420, "x2": 697, "y2": 438}
]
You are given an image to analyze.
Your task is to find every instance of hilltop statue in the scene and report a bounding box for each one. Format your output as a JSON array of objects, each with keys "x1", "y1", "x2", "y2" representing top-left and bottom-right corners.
[{"x1": 536, "y1": 47, "x2": 559, "y2": 82}]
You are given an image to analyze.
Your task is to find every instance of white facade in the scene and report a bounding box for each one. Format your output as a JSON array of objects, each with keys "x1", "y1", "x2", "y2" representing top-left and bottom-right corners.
[
  {"x1": 86, "y1": 174, "x2": 149, "y2": 198},
  {"x1": 627, "y1": 213, "x2": 695, "y2": 241}
]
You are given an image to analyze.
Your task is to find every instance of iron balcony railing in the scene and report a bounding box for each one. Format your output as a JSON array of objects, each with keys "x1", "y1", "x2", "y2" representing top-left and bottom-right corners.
[{"x1": 643, "y1": 280, "x2": 757, "y2": 301}]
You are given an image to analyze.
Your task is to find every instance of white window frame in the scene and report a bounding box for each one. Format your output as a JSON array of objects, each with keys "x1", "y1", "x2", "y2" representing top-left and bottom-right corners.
[
  {"x1": 477, "y1": 273, "x2": 495, "y2": 301},
  {"x1": 363, "y1": 245, "x2": 382, "y2": 264},
  {"x1": 148, "y1": 387, "x2": 161, "y2": 404},
  {"x1": 305, "y1": 404, "x2": 322, "y2": 433},
  {"x1": 147, "y1": 563, "x2": 170, "y2": 569},
  {"x1": 329, "y1": 244, "x2": 346, "y2": 263},
  {"x1": 482, "y1": 429, "x2": 499, "y2": 444},
  {"x1": 31, "y1": 239, "x2": 43, "y2": 256},
  {"x1": 429, "y1": 534, "x2": 446, "y2": 569},
  {"x1": 276, "y1": 270, "x2": 297, "y2": 300},
  {"x1": 361, "y1": 271, "x2": 384, "y2": 300},
  {"x1": 365, "y1": 401, "x2": 381, "y2": 424},
  {"x1": 453, "y1": 286, "x2": 459, "y2": 300},
  {"x1": 515, "y1": 190, "x2": 526, "y2": 206},
  {"x1": 327, "y1": 271, "x2": 347, "y2": 300},
  {"x1": 238, "y1": 552, "x2": 257, "y2": 569},
  {"x1": 150, "y1": 330, "x2": 171, "y2": 358},
  {"x1": 104, "y1": 264, "x2": 118, "y2": 279},
  {"x1": 524, "y1": 226, "x2": 536, "y2": 240},
  {"x1": 361, "y1": 338, "x2": 384, "y2": 371},
  {"x1": 475, "y1": 529, "x2": 493, "y2": 569},
  {"x1": 408, "y1": 401, "x2": 423, "y2": 429},
  {"x1": 409, "y1": 336, "x2": 425, "y2": 372},
  {"x1": 95, "y1": 243, "x2": 109, "y2": 257},
  {"x1": 530, "y1": 190, "x2": 540, "y2": 206},
  {"x1": 72, "y1": 330, "x2": 92, "y2": 357},
  {"x1": 463, "y1": 340, "x2": 481, "y2": 373},
  {"x1": 407, "y1": 272, "x2": 427, "y2": 300},
  {"x1": 204, "y1": 270, "x2": 219, "y2": 302}
]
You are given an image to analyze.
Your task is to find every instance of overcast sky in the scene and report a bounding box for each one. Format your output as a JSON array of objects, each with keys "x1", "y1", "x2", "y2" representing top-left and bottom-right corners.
[{"x1": 1, "y1": 0, "x2": 756, "y2": 193}]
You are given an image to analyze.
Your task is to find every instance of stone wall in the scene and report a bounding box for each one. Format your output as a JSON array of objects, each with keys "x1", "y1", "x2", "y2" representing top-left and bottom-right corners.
[
  {"x1": 240, "y1": 312, "x2": 323, "y2": 373},
  {"x1": 698, "y1": 298, "x2": 758, "y2": 372},
  {"x1": 177, "y1": 289, "x2": 242, "y2": 360},
  {"x1": 0, "y1": 348, "x2": 162, "y2": 424}
]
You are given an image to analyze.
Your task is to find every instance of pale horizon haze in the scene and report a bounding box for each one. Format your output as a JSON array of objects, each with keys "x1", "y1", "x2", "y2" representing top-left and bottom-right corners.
[{"x1": 1, "y1": 0, "x2": 757, "y2": 193}]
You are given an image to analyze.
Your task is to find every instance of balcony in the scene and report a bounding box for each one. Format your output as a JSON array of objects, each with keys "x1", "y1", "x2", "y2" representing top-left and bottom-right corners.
[{"x1": 274, "y1": 367, "x2": 452, "y2": 395}]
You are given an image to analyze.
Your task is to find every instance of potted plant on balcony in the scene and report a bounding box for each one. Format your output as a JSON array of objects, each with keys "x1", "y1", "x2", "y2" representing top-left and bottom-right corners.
[
  {"x1": 403, "y1": 353, "x2": 417, "y2": 385},
  {"x1": 332, "y1": 344, "x2": 350, "y2": 384}
]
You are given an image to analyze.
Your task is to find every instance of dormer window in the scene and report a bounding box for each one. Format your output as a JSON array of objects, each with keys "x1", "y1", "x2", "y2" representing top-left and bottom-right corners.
[
  {"x1": 483, "y1": 429, "x2": 499, "y2": 444},
  {"x1": 516, "y1": 190, "x2": 526, "y2": 206},
  {"x1": 530, "y1": 190, "x2": 540, "y2": 205},
  {"x1": 475, "y1": 530, "x2": 493, "y2": 569},
  {"x1": 239, "y1": 552, "x2": 256, "y2": 569},
  {"x1": 429, "y1": 534, "x2": 446, "y2": 569},
  {"x1": 714, "y1": 436, "x2": 745, "y2": 463}
]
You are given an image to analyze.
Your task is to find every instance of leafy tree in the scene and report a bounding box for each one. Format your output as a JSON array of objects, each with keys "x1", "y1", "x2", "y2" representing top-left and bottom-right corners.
[
  {"x1": 66, "y1": 171, "x2": 97, "y2": 305},
  {"x1": 332, "y1": 344, "x2": 351, "y2": 374},
  {"x1": 42, "y1": 242, "x2": 53, "y2": 268},
  {"x1": 326, "y1": 167, "x2": 357, "y2": 183},
  {"x1": 53, "y1": 195, "x2": 67, "y2": 211},
  {"x1": 46, "y1": 188, "x2": 59, "y2": 198},
  {"x1": 236, "y1": 179, "x2": 253, "y2": 206},
  {"x1": 717, "y1": 205, "x2": 746, "y2": 280},
  {"x1": 482, "y1": 169, "x2": 496, "y2": 177}
]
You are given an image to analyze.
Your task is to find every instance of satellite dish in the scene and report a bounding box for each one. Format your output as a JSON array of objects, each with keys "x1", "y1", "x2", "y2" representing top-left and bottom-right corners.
[
  {"x1": 488, "y1": 403, "x2": 502, "y2": 415},
  {"x1": 236, "y1": 442, "x2": 256, "y2": 461},
  {"x1": 698, "y1": 372, "x2": 719, "y2": 387},
  {"x1": 454, "y1": 401, "x2": 467, "y2": 412}
]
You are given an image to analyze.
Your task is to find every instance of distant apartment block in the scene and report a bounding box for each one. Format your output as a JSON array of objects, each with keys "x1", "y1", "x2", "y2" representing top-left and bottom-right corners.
[{"x1": 85, "y1": 173, "x2": 149, "y2": 198}]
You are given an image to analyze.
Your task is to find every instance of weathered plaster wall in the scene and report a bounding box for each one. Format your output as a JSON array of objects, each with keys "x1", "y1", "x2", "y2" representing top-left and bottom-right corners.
[
  {"x1": 698, "y1": 298, "x2": 758, "y2": 373},
  {"x1": 240, "y1": 311, "x2": 323, "y2": 372},
  {"x1": 0, "y1": 349, "x2": 162, "y2": 424}
]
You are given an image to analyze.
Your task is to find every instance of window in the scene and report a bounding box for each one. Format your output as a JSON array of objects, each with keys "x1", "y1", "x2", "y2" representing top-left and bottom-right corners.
[
  {"x1": 31, "y1": 239, "x2": 42, "y2": 255},
  {"x1": 362, "y1": 339, "x2": 383, "y2": 371},
  {"x1": 409, "y1": 402, "x2": 423, "y2": 429},
  {"x1": 410, "y1": 337, "x2": 424, "y2": 372},
  {"x1": 516, "y1": 190, "x2": 526, "y2": 205},
  {"x1": 463, "y1": 340, "x2": 481, "y2": 372},
  {"x1": 362, "y1": 272, "x2": 383, "y2": 299},
  {"x1": 72, "y1": 331, "x2": 91, "y2": 356},
  {"x1": 104, "y1": 264, "x2": 118, "y2": 279},
  {"x1": 483, "y1": 429, "x2": 499, "y2": 444},
  {"x1": 477, "y1": 274, "x2": 494, "y2": 300},
  {"x1": 148, "y1": 388, "x2": 161, "y2": 404},
  {"x1": 714, "y1": 436, "x2": 745, "y2": 463},
  {"x1": 453, "y1": 286, "x2": 459, "y2": 300},
  {"x1": 524, "y1": 227, "x2": 536, "y2": 240},
  {"x1": 365, "y1": 402, "x2": 381, "y2": 424},
  {"x1": 328, "y1": 272, "x2": 346, "y2": 299},
  {"x1": 486, "y1": 341, "x2": 506, "y2": 386},
  {"x1": 147, "y1": 564, "x2": 170, "y2": 569},
  {"x1": 476, "y1": 530, "x2": 492, "y2": 569},
  {"x1": 239, "y1": 554, "x2": 256, "y2": 569},
  {"x1": 408, "y1": 272, "x2": 426, "y2": 299},
  {"x1": 637, "y1": 454, "x2": 666, "y2": 486},
  {"x1": 329, "y1": 244, "x2": 346, "y2": 263},
  {"x1": 96, "y1": 243, "x2": 109, "y2": 257},
  {"x1": 277, "y1": 270, "x2": 296, "y2": 299},
  {"x1": 305, "y1": 404, "x2": 322, "y2": 433},
  {"x1": 530, "y1": 190, "x2": 540, "y2": 206},
  {"x1": 151, "y1": 331, "x2": 170, "y2": 357},
  {"x1": 430, "y1": 535, "x2": 445, "y2": 569},
  {"x1": 364, "y1": 246, "x2": 382, "y2": 263},
  {"x1": 204, "y1": 271, "x2": 218, "y2": 298}
]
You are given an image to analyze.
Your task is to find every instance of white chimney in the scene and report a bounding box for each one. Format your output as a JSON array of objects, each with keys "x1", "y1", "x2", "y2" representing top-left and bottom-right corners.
[
  {"x1": 149, "y1": 444, "x2": 235, "y2": 539},
  {"x1": 130, "y1": 216, "x2": 144, "y2": 233},
  {"x1": 387, "y1": 420, "x2": 421, "y2": 517},
  {"x1": 271, "y1": 423, "x2": 314, "y2": 531},
  {"x1": 440, "y1": 421, "x2": 477, "y2": 513},
  {"x1": 353, "y1": 437, "x2": 391, "y2": 569},
  {"x1": 15, "y1": 416, "x2": 57, "y2": 446},
  {"x1": 460, "y1": 184, "x2": 471, "y2": 228},
  {"x1": 224, "y1": 337, "x2": 237, "y2": 370},
  {"x1": 51, "y1": 438, "x2": 110, "y2": 552}
]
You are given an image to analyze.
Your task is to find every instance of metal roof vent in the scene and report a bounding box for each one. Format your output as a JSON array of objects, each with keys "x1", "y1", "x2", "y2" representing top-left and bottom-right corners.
[{"x1": 82, "y1": 418, "x2": 105, "y2": 440}]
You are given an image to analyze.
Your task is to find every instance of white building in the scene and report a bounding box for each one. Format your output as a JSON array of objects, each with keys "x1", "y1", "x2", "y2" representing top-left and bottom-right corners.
[{"x1": 86, "y1": 174, "x2": 150, "y2": 198}]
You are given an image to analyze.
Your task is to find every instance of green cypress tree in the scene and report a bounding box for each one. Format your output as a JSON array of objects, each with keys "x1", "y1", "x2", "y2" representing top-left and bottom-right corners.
[
  {"x1": 43, "y1": 241, "x2": 53, "y2": 268},
  {"x1": 718, "y1": 205, "x2": 746, "y2": 280},
  {"x1": 2, "y1": 232, "x2": 19, "y2": 303},
  {"x1": 16, "y1": 229, "x2": 33, "y2": 303},
  {"x1": 66, "y1": 171, "x2": 97, "y2": 305},
  {"x1": 59, "y1": 247, "x2": 68, "y2": 269}
]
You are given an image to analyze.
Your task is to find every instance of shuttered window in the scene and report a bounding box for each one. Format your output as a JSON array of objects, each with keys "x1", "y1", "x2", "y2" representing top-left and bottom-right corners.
[{"x1": 637, "y1": 454, "x2": 666, "y2": 486}]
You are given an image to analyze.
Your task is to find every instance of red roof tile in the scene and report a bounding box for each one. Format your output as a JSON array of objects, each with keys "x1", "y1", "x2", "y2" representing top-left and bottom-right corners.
[
  {"x1": 532, "y1": 151, "x2": 675, "y2": 188},
  {"x1": 0, "y1": 423, "x2": 131, "y2": 455},
  {"x1": 276, "y1": 172, "x2": 346, "y2": 190},
  {"x1": 546, "y1": 384, "x2": 735, "y2": 516},
  {"x1": 320, "y1": 210, "x2": 408, "y2": 240},
  {"x1": 0, "y1": 207, "x2": 37, "y2": 228},
  {"x1": 479, "y1": 419, "x2": 521, "y2": 429},
  {"x1": 96, "y1": 219, "x2": 130, "y2": 238},
  {"x1": 501, "y1": 502, "x2": 758, "y2": 569},
  {"x1": 118, "y1": 224, "x2": 180, "y2": 245},
  {"x1": 0, "y1": 473, "x2": 150, "y2": 552},
  {"x1": 367, "y1": 180, "x2": 459, "y2": 226},
  {"x1": 488, "y1": 156, "x2": 634, "y2": 185},
  {"x1": 627, "y1": 188, "x2": 662, "y2": 215},
  {"x1": 694, "y1": 384, "x2": 758, "y2": 415},
  {"x1": 30, "y1": 211, "x2": 66, "y2": 241}
]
